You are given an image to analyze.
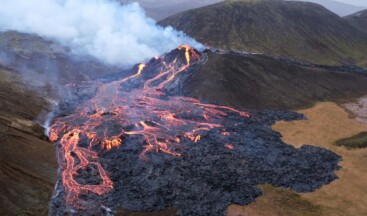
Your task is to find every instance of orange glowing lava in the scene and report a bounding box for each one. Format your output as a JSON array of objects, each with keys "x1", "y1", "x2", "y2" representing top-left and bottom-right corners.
[
  {"x1": 225, "y1": 143, "x2": 235, "y2": 150},
  {"x1": 50, "y1": 45, "x2": 250, "y2": 207}
]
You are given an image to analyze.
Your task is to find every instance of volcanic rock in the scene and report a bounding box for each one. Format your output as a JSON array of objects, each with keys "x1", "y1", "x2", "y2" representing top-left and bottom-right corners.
[{"x1": 49, "y1": 47, "x2": 341, "y2": 216}]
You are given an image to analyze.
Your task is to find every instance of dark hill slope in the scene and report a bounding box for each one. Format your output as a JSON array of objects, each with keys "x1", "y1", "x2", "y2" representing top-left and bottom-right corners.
[
  {"x1": 160, "y1": 0, "x2": 367, "y2": 66},
  {"x1": 0, "y1": 66, "x2": 57, "y2": 215},
  {"x1": 187, "y1": 51, "x2": 367, "y2": 110},
  {"x1": 0, "y1": 31, "x2": 120, "y2": 85},
  {"x1": 345, "y1": 9, "x2": 367, "y2": 34}
]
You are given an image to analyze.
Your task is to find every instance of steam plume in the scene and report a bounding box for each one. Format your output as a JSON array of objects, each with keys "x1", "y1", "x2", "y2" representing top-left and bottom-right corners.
[{"x1": 0, "y1": 0, "x2": 203, "y2": 66}]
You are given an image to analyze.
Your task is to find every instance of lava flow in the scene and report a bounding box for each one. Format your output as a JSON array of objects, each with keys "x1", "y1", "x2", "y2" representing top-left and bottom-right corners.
[{"x1": 49, "y1": 45, "x2": 250, "y2": 208}]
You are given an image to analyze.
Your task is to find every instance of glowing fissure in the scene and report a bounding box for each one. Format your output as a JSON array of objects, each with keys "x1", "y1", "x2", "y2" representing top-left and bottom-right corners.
[{"x1": 50, "y1": 45, "x2": 250, "y2": 207}]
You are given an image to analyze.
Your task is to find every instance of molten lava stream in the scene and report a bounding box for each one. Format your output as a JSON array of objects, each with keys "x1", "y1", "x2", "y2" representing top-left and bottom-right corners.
[{"x1": 50, "y1": 45, "x2": 250, "y2": 209}]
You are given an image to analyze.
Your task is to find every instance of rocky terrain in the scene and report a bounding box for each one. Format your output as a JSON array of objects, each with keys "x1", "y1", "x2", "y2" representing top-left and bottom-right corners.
[
  {"x1": 48, "y1": 47, "x2": 341, "y2": 216},
  {"x1": 160, "y1": 0, "x2": 367, "y2": 66}
]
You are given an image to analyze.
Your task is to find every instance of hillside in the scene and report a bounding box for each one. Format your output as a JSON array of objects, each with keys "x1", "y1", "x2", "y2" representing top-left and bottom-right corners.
[
  {"x1": 119, "y1": 0, "x2": 367, "y2": 20},
  {"x1": 0, "y1": 31, "x2": 120, "y2": 85},
  {"x1": 160, "y1": 0, "x2": 367, "y2": 66},
  {"x1": 0, "y1": 66, "x2": 57, "y2": 215},
  {"x1": 293, "y1": 0, "x2": 366, "y2": 16},
  {"x1": 187, "y1": 51, "x2": 367, "y2": 110},
  {"x1": 0, "y1": 32, "x2": 122, "y2": 214},
  {"x1": 119, "y1": 0, "x2": 223, "y2": 20},
  {"x1": 345, "y1": 9, "x2": 367, "y2": 35}
]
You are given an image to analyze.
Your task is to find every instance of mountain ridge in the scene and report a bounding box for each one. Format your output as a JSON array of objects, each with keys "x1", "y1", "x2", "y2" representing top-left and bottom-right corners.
[
  {"x1": 119, "y1": 0, "x2": 223, "y2": 20},
  {"x1": 345, "y1": 9, "x2": 367, "y2": 36},
  {"x1": 160, "y1": 0, "x2": 367, "y2": 66},
  {"x1": 292, "y1": 0, "x2": 367, "y2": 16}
]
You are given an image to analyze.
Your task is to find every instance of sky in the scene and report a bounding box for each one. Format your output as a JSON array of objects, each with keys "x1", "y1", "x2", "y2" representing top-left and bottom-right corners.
[{"x1": 334, "y1": 0, "x2": 367, "y2": 7}]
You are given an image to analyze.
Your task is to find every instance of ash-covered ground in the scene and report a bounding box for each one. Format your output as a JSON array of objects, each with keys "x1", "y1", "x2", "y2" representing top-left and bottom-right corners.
[{"x1": 49, "y1": 47, "x2": 341, "y2": 216}]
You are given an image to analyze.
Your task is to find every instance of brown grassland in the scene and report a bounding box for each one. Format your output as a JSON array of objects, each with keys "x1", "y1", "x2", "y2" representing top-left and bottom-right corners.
[{"x1": 228, "y1": 102, "x2": 367, "y2": 216}]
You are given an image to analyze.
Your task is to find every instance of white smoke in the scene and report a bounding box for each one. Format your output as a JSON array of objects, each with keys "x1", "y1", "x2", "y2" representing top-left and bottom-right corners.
[{"x1": 0, "y1": 0, "x2": 203, "y2": 66}]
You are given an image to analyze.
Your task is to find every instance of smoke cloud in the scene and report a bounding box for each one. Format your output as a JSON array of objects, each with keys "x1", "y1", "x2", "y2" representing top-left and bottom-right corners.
[{"x1": 0, "y1": 0, "x2": 203, "y2": 66}]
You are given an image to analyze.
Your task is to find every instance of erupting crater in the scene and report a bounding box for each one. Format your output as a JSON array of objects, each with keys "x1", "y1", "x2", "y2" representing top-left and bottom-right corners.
[{"x1": 49, "y1": 46, "x2": 341, "y2": 216}]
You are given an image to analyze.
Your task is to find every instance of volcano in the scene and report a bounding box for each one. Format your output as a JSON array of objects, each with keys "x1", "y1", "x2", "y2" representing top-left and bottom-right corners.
[
  {"x1": 48, "y1": 46, "x2": 341, "y2": 215},
  {"x1": 159, "y1": 0, "x2": 367, "y2": 66}
]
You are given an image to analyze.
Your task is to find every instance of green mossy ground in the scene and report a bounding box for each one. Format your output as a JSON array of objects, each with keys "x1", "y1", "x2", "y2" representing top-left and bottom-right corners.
[{"x1": 335, "y1": 132, "x2": 367, "y2": 149}]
